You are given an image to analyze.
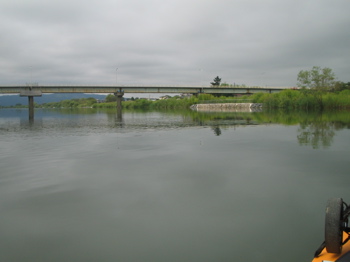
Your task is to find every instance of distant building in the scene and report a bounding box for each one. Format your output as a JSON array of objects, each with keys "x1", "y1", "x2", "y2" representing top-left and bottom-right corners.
[
  {"x1": 159, "y1": 95, "x2": 172, "y2": 100},
  {"x1": 180, "y1": 93, "x2": 193, "y2": 98}
]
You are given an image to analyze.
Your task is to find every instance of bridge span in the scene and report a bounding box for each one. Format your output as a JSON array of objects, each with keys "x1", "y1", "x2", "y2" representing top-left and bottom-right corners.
[
  {"x1": 0, "y1": 85, "x2": 289, "y2": 95},
  {"x1": 0, "y1": 85, "x2": 291, "y2": 120}
]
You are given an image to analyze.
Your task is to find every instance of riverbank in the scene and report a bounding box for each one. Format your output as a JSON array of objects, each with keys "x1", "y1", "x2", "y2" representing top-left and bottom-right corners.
[
  {"x1": 251, "y1": 89, "x2": 350, "y2": 110},
  {"x1": 4, "y1": 89, "x2": 350, "y2": 111},
  {"x1": 94, "y1": 89, "x2": 350, "y2": 110}
]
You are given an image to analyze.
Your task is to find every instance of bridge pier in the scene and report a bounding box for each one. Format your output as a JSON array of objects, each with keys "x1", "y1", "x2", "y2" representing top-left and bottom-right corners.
[
  {"x1": 28, "y1": 96, "x2": 34, "y2": 120},
  {"x1": 114, "y1": 90, "x2": 124, "y2": 120},
  {"x1": 20, "y1": 90, "x2": 42, "y2": 120}
]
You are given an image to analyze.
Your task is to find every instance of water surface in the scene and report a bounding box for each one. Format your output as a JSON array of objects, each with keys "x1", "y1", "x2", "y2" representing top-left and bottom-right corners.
[{"x1": 1, "y1": 108, "x2": 350, "y2": 262}]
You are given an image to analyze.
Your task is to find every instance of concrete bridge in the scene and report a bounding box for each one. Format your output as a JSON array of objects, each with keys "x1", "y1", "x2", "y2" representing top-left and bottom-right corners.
[
  {"x1": 0, "y1": 85, "x2": 291, "y2": 119},
  {"x1": 0, "y1": 84, "x2": 288, "y2": 95}
]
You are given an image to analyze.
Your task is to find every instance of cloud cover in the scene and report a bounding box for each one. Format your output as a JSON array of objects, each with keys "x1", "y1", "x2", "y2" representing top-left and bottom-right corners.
[{"x1": 1, "y1": 0, "x2": 349, "y2": 87}]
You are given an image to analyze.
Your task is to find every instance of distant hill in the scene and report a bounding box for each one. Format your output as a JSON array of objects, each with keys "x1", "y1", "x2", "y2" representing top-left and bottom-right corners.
[{"x1": 0, "y1": 93, "x2": 107, "y2": 107}]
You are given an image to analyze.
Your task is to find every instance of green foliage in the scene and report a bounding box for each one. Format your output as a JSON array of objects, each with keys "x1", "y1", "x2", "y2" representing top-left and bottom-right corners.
[
  {"x1": 105, "y1": 94, "x2": 117, "y2": 102},
  {"x1": 54, "y1": 89, "x2": 350, "y2": 111},
  {"x1": 40, "y1": 97, "x2": 97, "y2": 108},
  {"x1": 152, "y1": 96, "x2": 198, "y2": 109},
  {"x1": 123, "y1": 99, "x2": 152, "y2": 109},
  {"x1": 92, "y1": 91, "x2": 350, "y2": 111},
  {"x1": 340, "y1": 89, "x2": 350, "y2": 96},
  {"x1": 4, "y1": 103, "x2": 27, "y2": 108},
  {"x1": 92, "y1": 102, "x2": 115, "y2": 108},
  {"x1": 251, "y1": 92, "x2": 269, "y2": 103},
  {"x1": 334, "y1": 81, "x2": 350, "y2": 92},
  {"x1": 220, "y1": 82, "x2": 230, "y2": 87},
  {"x1": 250, "y1": 89, "x2": 350, "y2": 110},
  {"x1": 94, "y1": 94, "x2": 216, "y2": 110},
  {"x1": 198, "y1": 94, "x2": 215, "y2": 101},
  {"x1": 322, "y1": 90, "x2": 350, "y2": 109},
  {"x1": 297, "y1": 66, "x2": 336, "y2": 91},
  {"x1": 210, "y1": 76, "x2": 221, "y2": 86}
]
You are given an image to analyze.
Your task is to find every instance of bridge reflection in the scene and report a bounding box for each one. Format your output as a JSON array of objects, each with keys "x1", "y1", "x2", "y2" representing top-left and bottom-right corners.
[{"x1": 4, "y1": 109, "x2": 349, "y2": 144}]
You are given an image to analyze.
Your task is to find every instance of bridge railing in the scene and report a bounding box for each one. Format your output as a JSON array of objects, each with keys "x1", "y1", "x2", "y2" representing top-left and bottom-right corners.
[{"x1": 0, "y1": 84, "x2": 292, "y2": 89}]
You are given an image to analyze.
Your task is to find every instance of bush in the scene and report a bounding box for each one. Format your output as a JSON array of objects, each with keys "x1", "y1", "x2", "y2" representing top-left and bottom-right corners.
[
  {"x1": 198, "y1": 94, "x2": 215, "y2": 101},
  {"x1": 93, "y1": 91, "x2": 350, "y2": 110}
]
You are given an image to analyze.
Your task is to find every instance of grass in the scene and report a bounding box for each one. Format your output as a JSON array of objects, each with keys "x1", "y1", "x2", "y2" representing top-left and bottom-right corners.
[
  {"x1": 250, "y1": 89, "x2": 350, "y2": 110},
  {"x1": 92, "y1": 90, "x2": 350, "y2": 110}
]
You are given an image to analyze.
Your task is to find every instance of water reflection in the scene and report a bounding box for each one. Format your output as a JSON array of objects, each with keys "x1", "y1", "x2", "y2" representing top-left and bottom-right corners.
[
  {"x1": 1, "y1": 108, "x2": 350, "y2": 261},
  {"x1": 295, "y1": 112, "x2": 350, "y2": 149},
  {"x1": 211, "y1": 126, "x2": 222, "y2": 136},
  {"x1": 187, "y1": 110, "x2": 350, "y2": 148},
  {"x1": 1, "y1": 108, "x2": 350, "y2": 147},
  {"x1": 298, "y1": 121, "x2": 335, "y2": 149}
]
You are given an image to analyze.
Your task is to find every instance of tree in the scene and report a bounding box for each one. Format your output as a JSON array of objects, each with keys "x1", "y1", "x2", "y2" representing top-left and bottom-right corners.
[
  {"x1": 334, "y1": 81, "x2": 350, "y2": 92},
  {"x1": 220, "y1": 82, "x2": 231, "y2": 87},
  {"x1": 210, "y1": 76, "x2": 221, "y2": 86},
  {"x1": 297, "y1": 66, "x2": 337, "y2": 109},
  {"x1": 297, "y1": 66, "x2": 336, "y2": 91},
  {"x1": 106, "y1": 94, "x2": 117, "y2": 102}
]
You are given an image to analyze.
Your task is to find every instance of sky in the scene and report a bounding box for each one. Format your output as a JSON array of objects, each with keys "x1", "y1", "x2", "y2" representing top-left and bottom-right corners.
[{"x1": 1, "y1": 0, "x2": 349, "y2": 88}]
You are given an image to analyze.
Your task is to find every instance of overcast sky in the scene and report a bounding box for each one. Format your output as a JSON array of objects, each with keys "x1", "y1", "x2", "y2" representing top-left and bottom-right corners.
[{"x1": 1, "y1": 0, "x2": 349, "y2": 87}]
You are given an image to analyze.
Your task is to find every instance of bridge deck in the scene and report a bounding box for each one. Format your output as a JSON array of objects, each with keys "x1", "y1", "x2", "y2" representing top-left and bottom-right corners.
[{"x1": 0, "y1": 85, "x2": 289, "y2": 94}]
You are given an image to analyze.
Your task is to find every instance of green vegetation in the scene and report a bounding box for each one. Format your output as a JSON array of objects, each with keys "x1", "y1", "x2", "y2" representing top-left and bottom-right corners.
[
  {"x1": 105, "y1": 94, "x2": 117, "y2": 102},
  {"x1": 248, "y1": 88, "x2": 350, "y2": 110},
  {"x1": 211, "y1": 76, "x2": 221, "y2": 86},
  {"x1": 38, "y1": 97, "x2": 97, "y2": 108},
  {"x1": 183, "y1": 107, "x2": 350, "y2": 127},
  {"x1": 93, "y1": 94, "x2": 221, "y2": 110},
  {"x1": 245, "y1": 66, "x2": 350, "y2": 110},
  {"x1": 297, "y1": 66, "x2": 336, "y2": 91},
  {"x1": 209, "y1": 76, "x2": 246, "y2": 88},
  {"x1": 83, "y1": 88, "x2": 350, "y2": 111},
  {"x1": 1, "y1": 103, "x2": 27, "y2": 109},
  {"x1": 295, "y1": 66, "x2": 337, "y2": 109},
  {"x1": 335, "y1": 81, "x2": 350, "y2": 91},
  {"x1": 185, "y1": 109, "x2": 350, "y2": 147}
]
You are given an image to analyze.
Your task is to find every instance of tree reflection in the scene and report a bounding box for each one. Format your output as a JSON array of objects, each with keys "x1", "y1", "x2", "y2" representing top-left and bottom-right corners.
[
  {"x1": 297, "y1": 121, "x2": 335, "y2": 149},
  {"x1": 187, "y1": 109, "x2": 350, "y2": 145},
  {"x1": 211, "y1": 126, "x2": 222, "y2": 136},
  {"x1": 296, "y1": 111, "x2": 350, "y2": 149}
]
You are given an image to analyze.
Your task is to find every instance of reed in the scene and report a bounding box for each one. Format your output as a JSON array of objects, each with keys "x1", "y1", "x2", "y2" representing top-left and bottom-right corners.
[
  {"x1": 93, "y1": 90, "x2": 350, "y2": 110},
  {"x1": 251, "y1": 89, "x2": 350, "y2": 110}
]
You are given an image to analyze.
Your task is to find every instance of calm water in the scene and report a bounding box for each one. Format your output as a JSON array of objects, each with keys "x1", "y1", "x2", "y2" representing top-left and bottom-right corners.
[{"x1": 1, "y1": 108, "x2": 350, "y2": 262}]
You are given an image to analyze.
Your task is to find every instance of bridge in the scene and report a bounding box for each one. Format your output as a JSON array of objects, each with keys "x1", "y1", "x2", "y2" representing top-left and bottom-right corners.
[
  {"x1": 0, "y1": 85, "x2": 291, "y2": 119},
  {"x1": 0, "y1": 84, "x2": 288, "y2": 94}
]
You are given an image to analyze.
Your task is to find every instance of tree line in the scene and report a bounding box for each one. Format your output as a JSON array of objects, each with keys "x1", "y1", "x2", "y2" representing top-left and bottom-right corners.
[{"x1": 211, "y1": 66, "x2": 349, "y2": 92}]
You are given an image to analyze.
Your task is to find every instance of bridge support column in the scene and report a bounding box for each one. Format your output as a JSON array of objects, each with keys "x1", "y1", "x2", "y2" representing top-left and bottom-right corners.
[
  {"x1": 28, "y1": 96, "x2": 34, "y2": 120},
  {"x1": 114, "y1": 90, "x2": 124, "y2": 120},
  {"x1": 20, "y1": 90, "x2": 42, "y2": 120}
]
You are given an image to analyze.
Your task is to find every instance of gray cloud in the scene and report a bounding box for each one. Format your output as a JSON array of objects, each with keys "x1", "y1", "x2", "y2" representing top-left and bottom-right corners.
[{"x1": 1, "y1": 0, "x2": 349, "y2": 87}]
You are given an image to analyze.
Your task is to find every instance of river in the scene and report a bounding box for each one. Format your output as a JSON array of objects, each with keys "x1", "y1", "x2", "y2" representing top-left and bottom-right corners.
[{"x1": 0, "y1": 108, "x2": 350, "y2": 262}]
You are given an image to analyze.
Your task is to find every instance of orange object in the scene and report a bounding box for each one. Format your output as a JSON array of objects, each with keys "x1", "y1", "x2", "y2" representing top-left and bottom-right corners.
[{"x1": 312, "y1": 232, "x2": 350, "y2": 262}]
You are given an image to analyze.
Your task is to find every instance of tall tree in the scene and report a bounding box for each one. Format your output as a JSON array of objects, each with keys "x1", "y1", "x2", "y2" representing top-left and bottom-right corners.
[
  {"x1": 210, "y1": 76, "x2": 221, "y2": 86},
  {"x1": 297, "y1": 66, "x2": 336, "y2": 91},
  {"x1": 297, "y1": 66, "x2": 336, "y2": 109}
]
